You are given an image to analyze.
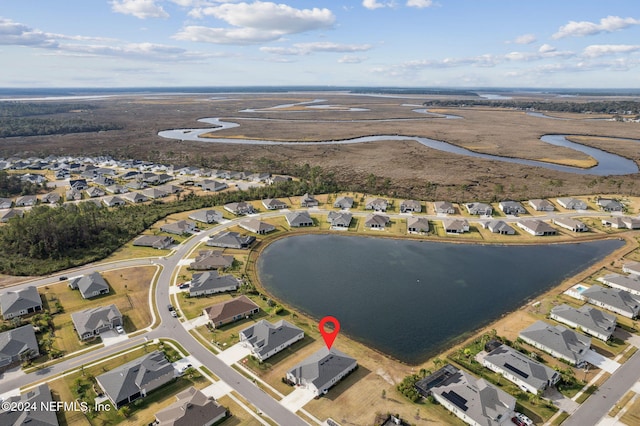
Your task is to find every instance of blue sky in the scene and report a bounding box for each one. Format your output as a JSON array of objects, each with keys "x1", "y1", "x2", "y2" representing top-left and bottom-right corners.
[{"x1": 1, "y1": 1, "x2": 640, "y2": 88}]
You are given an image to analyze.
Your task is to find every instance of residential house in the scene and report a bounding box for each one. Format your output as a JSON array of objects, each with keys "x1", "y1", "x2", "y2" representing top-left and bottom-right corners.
[
  {"x1": 122, "y1": 191, "x2": 148, "y2": 204},
  {"x1": 364, "y1": 213, "x2": 390, "y2": 230},
  {"x1": 465, "y1": 202, "x2": 493, "y2": 216},
  {"x1": 156, "y1": 174, "x2": 174, "y2": 184},
  {"x1": 365, "y1": 197, "x2": 388, "y2": 212},
  {"x1": 69, "y1": 179, "x2": 88, "y2": 191},
  {"x1": 550, "y1": 304, "x2": 616, "y2": 341},
  {"x1": 40, "y1": 192, "x2": 61, "y2": 204},
  {"x1": 0, "y1": 384, "x2": 58, "y2": 426},
  {"x1": 286, "y1": 211, "x2": 314, "y2": 227},
  {"x1": 498, "y1": 201, "x2": 526, "y2": 215},
  {"x1": 598, "y1": 273, "x2": 640, "y2": 297},
  {"x1": 102, "y1": 196, "x2": 126, "y2": 207},
  {"x1": 268, "y1": 175, "x2": 292, "y2": 185},
  {"x1": 189, "y1": 250, "x2": 234, "y2": 270},
  {"x1": 142, "y1": 172, "x2": 160, "y2": 185},
  {"x1": 300, "y1": 193, "x2": 319, "y2": 207},
  {"x1": 68, "y1": 272, "x2": 110, "y2": 299},
  {"x1": 85, "y1": 187, "x2": 105, "y2": 198},
  {"x1": 0, "y1": 286, "x2": 42, "y2": 319},
  {"x1": 198, "y1": 179, "x2": 228, "y2": 192},
  {"x1": 160, "y1": 220, "x2": 197, "y2": 235},
  {"x1": 189, "y1": 209, "x2": 223, "y2": 224},
  {"x1": 552, "y1": 217, "x2": 588, "y2": 232},
  {"x1": 262, "y1": 198, "x2": 287, "y2": 210},
  {"x1": 481, "y1": 343, "x2": 560, "y2": 394},
  {"x1": 528, "y1": 199, "x2": 554, "y2": 211},
  {"x1": 207, "y1": 231, "x2": 255, "y2": 249},
  {"x1": 0, "y1": 325, "x2": 39, "y2": 370},
  {"x1": 15, "y1": 195, "x2": 37, "y2": 207},
  {"x1": 142, "y1": 187, "x2": 169, "y2": 199},
  {"x1": 93, "y1": 176, "x2": 115, "y2": 187},
  {"x1": 0, "y1": 208, "x2": 24, "y2": 222},
  {"x1": 517, "y1": 219, "x2": 557, "y2": 236},
  {"x1": 433, "y1": 201, "x2": 455, "y2": 214},
  {"x1": 601, "y1": 217, "x2": 640, "y2": 230},
  {"x1": 189, "y1": 271, "x2": 239, "y2": 297},
  {"x1": 105, "y1": 184, "x2": 129, "y2": 194},
  {"x1": 133, "y1": 235, "x2": 174, "y2": 249},
  {"x1": 333, "y1": 196, "x2": 354, "y2": 209},
  {"x1": 597, "y1": 198, "x2": 623, "y2": 212},
  {"x1": 286, "y1": 348, "x2": 357, "y2": 397},
  {"x1": 407, "y1": 217, "x2": 430, "y2": 233},
  {"x1": 556, "y1": 197, "x2": 587, "y2": 210},
  {"x1": 327, "y1": 211, "x2": 352, "y2": 229},
  {"x1": 66, "y1": 188, "x2": 82, "y2": 201},
  {"x1": 156, "y1": 184, "x2": 181, "y2": 194},
  {"x1": 442, "y1": 219, "x2": 470, "y2": 234},
  {"x1": 125, "y1": 181, "x2": 147, "y2": 190},
  {"x1": 154, "y1": 386, "x2": 227, "y2": 426},
  {"x1": 623, "y1": 262, "x2": 640, "y2": 276},
  {"x1": 203, "y1": 295, "x2": 260, "y2": 328},
  {"x1": 0, "y1": 198, "x2": 12, "y2": 209},
  {"x1": 582, "y1": 286, "x2": 640, "y2": 319},
  {"x1": 240, "y1": 319, "x2": 304, "y2": 362},
  {"x1": 400, "y1": 199, "x2": 421, "y2": 213},
  {"x1": 519, "y1": 321, "x2": 591, "y2": 367},
  {"x1": 223, "y1": 201, "x2": 255, "y2": 215},
  {"x1": 483, "y1": 220, "x2": 515, "y2": 235},
  {"x1": 96, "y1": 351, "x2": 175, "y2": 409},
  {"x1": 71, "y1": 304, "x2": 123, "y2": 340},
  {"x1": 240, "y1": 218, "x2": 276, "y2": 234},
  {"x1": 420, "y1": 365, "x2": 515, "y2": 426}
]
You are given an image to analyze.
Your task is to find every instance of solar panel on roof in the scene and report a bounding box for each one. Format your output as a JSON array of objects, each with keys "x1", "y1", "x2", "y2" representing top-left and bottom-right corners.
[
  {"x1": 442, "y1": 390, "x2": 468, "y2": 411},
  {"x1": 504, "y1": 362, "x2": 529, "y2": 379}
]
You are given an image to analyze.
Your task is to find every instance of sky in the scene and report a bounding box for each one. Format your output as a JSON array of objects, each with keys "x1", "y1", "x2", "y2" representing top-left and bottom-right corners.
[{"x1": 1, "y1": 1, "x2": 640, "y2": 88}]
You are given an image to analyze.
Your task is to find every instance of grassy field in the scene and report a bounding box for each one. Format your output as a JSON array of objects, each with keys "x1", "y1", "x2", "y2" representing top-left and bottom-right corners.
[{"x1": 621, "y1": 395, "x2": 640, "y2": 425}]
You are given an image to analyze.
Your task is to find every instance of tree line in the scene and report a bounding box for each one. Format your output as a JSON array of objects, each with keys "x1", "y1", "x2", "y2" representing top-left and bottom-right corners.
[
  {"x1": 0, "y1": 117, "x2": 123, "y2": 138},
  {"x1": 423, "y1": 99, "x2": 640, "y2": 114},
  {"x1": 0, "y1": 102, "x2": 96, "y2": 117},
  {"x1": 0, "y1": 171, "x2": 41, "y2": 197}
]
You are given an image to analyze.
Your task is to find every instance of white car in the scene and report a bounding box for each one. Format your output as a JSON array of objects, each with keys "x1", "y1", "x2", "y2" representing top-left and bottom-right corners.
[
  {"x1": 115, "y1": 325, "x2": 124, "y2": 334},
  {"x1": 516, "y1": 413, "x2": 533, "y2": 426},
  {"x1": 171, "y1": 310, "x2": 178, "y2": 318}
]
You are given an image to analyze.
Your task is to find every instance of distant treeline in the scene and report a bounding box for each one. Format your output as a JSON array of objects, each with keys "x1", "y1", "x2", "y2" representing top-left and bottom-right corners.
[
  {"x1": 0, "y1": 102, "x2": 96, "y2": 117},
  {"x1": 422, "y1": 99, "x2": 640, "y2": 114},
  {"x1": 0, "y1": 176, "x2": 339, "y2": 275},
  {"x1": 0, "y1": 171, "x2": 41, "y2": 197},
  {"x1": 0, "y1": 117, "x2": 123, "y2": 138},
  {"x1": 353, "y1": 88, "x2": 479, "y2": 96}
]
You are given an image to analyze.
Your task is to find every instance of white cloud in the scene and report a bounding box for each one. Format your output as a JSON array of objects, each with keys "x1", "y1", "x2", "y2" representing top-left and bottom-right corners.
[
  {"x1": 0, "y1": 18, "x2": 58, "y2": 48},
  {"x1": 538, "y1": 44, "x2": 556, "y2": 53},
  {"x1": 362, "y1": 0, "x2": 387, "y2": 10},
  {"x1": 260, "y1": 41, "x2": 372, "y2": 55},
  {"x1": 512, "y1": 34, "x2": 536, "y2": 44},
  {"x1": 110, "y1": 0, "x2": 169, "y2": 19},
  {"x1": 552, "y1": 15, "x2": 640, "y2": 39},
  {"x1": 583, "y1": 44, "x2": 640, "y2": 58},
  {"x1": 338, "y1": 55, "x2": 368, "y2": 63},
  {"x1": 406, "y1": 0, "x2": 433, "y2": 8},
  {"x1": 174, "y1": 26, "x2": 282, "y2": 44}
]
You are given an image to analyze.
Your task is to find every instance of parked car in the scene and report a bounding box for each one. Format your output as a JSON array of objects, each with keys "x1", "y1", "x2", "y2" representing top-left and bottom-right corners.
[
  {"x1": 178, "y1": 283, "x2": 190, "y2": 289},
  {"x1": 171, "y1": 310, "x2": 178, "y2": 317},
  {"x1": 168, "y1": 304, "x2": 174, "y2": 311},
  {"x1": 511, "y1": 417, "x2": 526, "y2": 426},
  {"x1": 115, "y1": 325, "x2": 124, "y2": 334},
  {"x1": 59, "y1": 276, "x2": 68, "y2": 281},
  {"x1": 515, "y1": 413, "x2": 533, "y2": 426}
]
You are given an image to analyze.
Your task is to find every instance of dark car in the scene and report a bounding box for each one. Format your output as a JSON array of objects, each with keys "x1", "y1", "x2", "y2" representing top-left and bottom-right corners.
[
  {"x1": 511, "y1": 417, "x2": 525, "y2": 426},
  {"x1": 168, "y1": 304, "x2": 174, "y2": 311},
  {"x1": 59, "y1": 276, "x2": 68, "y2": 281}
]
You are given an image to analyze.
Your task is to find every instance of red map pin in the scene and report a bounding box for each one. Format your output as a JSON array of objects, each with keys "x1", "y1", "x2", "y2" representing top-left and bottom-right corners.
[{"x1": 318, "y1": 316, "x2": 340, "y2": 350}]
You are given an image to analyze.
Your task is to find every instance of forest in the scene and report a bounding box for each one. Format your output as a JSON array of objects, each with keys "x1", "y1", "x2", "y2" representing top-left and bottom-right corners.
[
  {"x1": 0, "y1": 102, "x2": 96, "y2": 117},
  {"x1": 0, "y1": 117, "x2": 123, "y2": 138},
  {"x1": 0, "y1": 171, "x2": 41, "y2": 197},
  {"x1": 423, "y1": 99, "x2": 640, "y2": 115}
]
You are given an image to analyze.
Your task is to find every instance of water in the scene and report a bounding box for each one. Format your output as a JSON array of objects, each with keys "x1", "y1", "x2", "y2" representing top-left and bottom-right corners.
[{"x1": 257, "y1": 235, "x2": 623, "y2": 364}]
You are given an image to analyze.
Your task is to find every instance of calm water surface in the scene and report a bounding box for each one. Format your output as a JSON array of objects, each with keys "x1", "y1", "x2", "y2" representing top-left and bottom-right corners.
[{"x1": 257, "y1": 235, "x2": 623, "y2": 364}]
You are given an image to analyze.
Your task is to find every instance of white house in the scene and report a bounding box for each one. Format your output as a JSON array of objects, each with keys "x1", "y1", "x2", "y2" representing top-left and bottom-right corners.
[
  {"x1": 286, "y1": 348, "x2": 357, "y2": 396},
  {"x1": 240, "y1": 320, "x2": 304, "y2": 362}
]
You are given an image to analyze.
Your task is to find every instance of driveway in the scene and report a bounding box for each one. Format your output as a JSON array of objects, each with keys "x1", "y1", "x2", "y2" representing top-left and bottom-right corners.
[
  {"x1": 584, "y1": 349, "x2": 620, "y2": 373},
  {"x1": 280, "y1": 387, "x2": 317, "y2": 412},
  {"x1": 100, "y1": 329, "x2": 128, "y2": 347},
  {"x1": 217, "y1": 342, "x2": 252, "y2": 365}
]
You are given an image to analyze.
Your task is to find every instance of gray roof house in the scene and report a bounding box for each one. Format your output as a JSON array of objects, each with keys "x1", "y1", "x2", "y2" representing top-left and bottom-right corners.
[
  {"x1": 434, "y1": 201, "x2": 455, "y2": 214},
  {"x1": 300, "y1": 193, "x2": 319, "y2": 207},
  {"x1": 465, "y1": 202, "x2": 493, "y2": 216},
  {"x1": 240, "y1": 218, "x2": 276, "y2": 234},
  {"x1": 198, "y1": 179, "x2": 228, "y2": 192},
  {"x1": 552, "y1": 217, "x2": 588, "y2": 232},
  {"x1": 623, "y1": 262, "x2": 640, "y2": 276},
  {"x1": 333, "y1": 196, "x2": 354, "y2": 209},
  {"x1": 286, "y1": 348, "x2": 358, "y2": 397},
  {"x1": 327, "y1": 211, "x2": 352, "y2": 229},
  {"x1": 364, "y1": 213, "x2": 390, "y2": 229},
  {"x1": 105, "y1": 184, "x2": 129, "y2": 194},
  {"x1": 597, "y1": 198, "x2": 623, "y2": 212},
  {"x1": 0, "y1": 286, "x2": 42, "y2": 319},
  {"x1": 97, "y1": 350, "x2": 175, "y2": 409},
  {"x1": 15, "y1": 195, "x2": 37, "y2": 207},
  {"x1": 519, "y1": 321, "x2": 591, "y2": 367},
  {"x1": 85, "y1": 187, "x2": 105, "y2": 198},
  {"x1": 442, "y1": 219, "x2": 470, "y2": 234},
  {"x1": 223, "y1": 201, "x2": 255, "y2": 215},
  {"x1": 498, "y1": 201, "x2": 526, "y2": 215},
  {"x1": 598, "y1": 273, "x2": 640, "y2": 297},
  {"x1": 122, "y1": 191, "x2": 148, "y2": 203},
  {"x1": 189, "y1": 271, "x2": 239, "y2": 297},
  {"x1": 428, "y1": 366, "x2": 515, "y2": 426},
  {"x1": 66, "y1": 188, "x2": 82, "y2": 201},
  {"x1": 517, "y1": 219, "x2": 557, "y2": 236},
  {"x1": 407, "y1": 217, "x2": 430, "y2": 234},
  {"x1": 68, "y1": 272, "x2": 110, "y2": 299},
  {"x1": 41, "y1": 192, "x2": 61, "y2": 204},
  {"x1": 207, "y1": 231, "x2": 255, "y2": 249},
  {"x1": 102, "y1": 196, "x2": 126, "y2": 207},
  {"x1": 550, "y1": 304, "x2": 617, "y2": 341},
  {"x1": 71, "y1": 304, "x2": 123, "y2": 340},
  {"x1": 133, "y1": 235, "x2": 174, "y2": 249},
  {"x1": 0, "y1": 208, "x2": 24, "y2": 222},
  {"x1": 0, "y1": 384, "x2": 58, "y2": 426},
  {"x1": 556, "y1": 197, "x2": 587, "y2": 210},
  {"x1": 0, "y1": 325, "x2": 39, "y2": 370},
  {"x1": 262, "y1": 198, "x2": 287, "y2": 210},
  {"x1": 240, "y1": 319, "x2": 304, "y2": 362},
  {"x1": 142, "y1": 187, "x2": 169, "y2": 199},
  {"x1": 483, "y1": 220, "x2": 515, "y2": 235},
  {"x1": 160, "y1": 220, "x2": 196, "y2": 235},
  {"x1": 481, "y1": 343, "x2": 560, "y2": 394},
  {"x1": 188, "y1": 209, "x2": 223, "y2": 224},
  {"x1": 528, "y1": 199, "x2": 554, "y2": 211},
  {"x1": 400, "y1": 199, "x2": 421, "y2": 213},
  {"x1": 189, "y1": 250, "x2": 234, "y2": 270},
  {"x1": 365, "y1": 197, "x2": 388, "y2": 212},
  {"x1": 203, "y1": 295, "x2": 260, "y2": 328},
  {"x1": 286, "y1": 211, "x2": 314, "y2": 227},
  {"x1": 582, "y1": 286, "x2": 640, "y2": 319},
  {"x1": 0, "y1": 197, "x2": 12, "y2": 209},
  {"x1": 601, "y1": 217, "x2": 640, "y2": 230},
  {"x1": 154, "y1": 386, "x2": 227, "y2": 426}
]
